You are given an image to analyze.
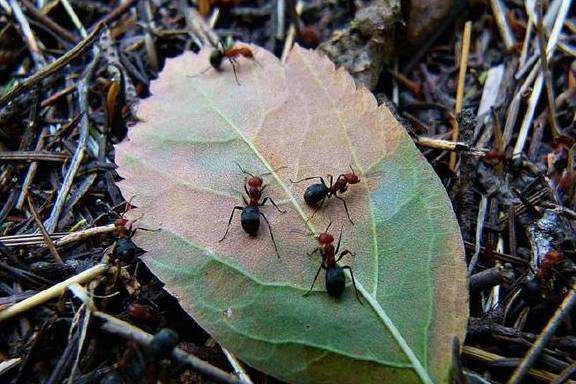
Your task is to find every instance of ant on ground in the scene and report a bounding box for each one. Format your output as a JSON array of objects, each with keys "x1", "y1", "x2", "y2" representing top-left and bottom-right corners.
[
  {"x1": 219, "y1": 162, "x2": 286, "y2": 258},
  {"x1": 304, "y1": 222, "x2": 362, "y2": 304},
  {"x1": 290, "y1": 166, "x2": 360, "y2": 224},
  {"x1": 192, "y1": 39, "x2": 260, "y2": 85}
]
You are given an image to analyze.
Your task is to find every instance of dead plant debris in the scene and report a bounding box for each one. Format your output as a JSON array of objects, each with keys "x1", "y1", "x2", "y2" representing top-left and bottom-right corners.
[{"x1": 0, "y1": 0, "x2": 575, "y2": 383}]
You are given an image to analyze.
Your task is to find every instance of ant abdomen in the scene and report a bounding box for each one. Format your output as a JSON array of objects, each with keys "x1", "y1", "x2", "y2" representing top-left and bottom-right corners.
[
  {"x1": 240, "y1": 206, "x2": 260, "y2": 235},
  {"x1": 326, "y1": 267, "x2": 346, "y2": 298},
  {"x1": 209, "y1": 50, "x2": 224, "y2": 70},
  {"x1": 304, "y1": 184, "x2": 329, "y2": 206}
]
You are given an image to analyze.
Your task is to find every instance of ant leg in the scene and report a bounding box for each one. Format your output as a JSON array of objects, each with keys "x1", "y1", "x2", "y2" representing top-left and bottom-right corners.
[
  {"x1": 341, "y1": 266, "x2": 363, "y2": 304},
  {"x1": 259, "y1": 211, "x2": 280, "y2": 259},
  {"x1": 303, "y1": 262, "x2": 323, "y2": 297},
  {"x1": 219, "y1": 206, "x2": 243, "y2": 242},
  {"x1": 307, "y1": 247, "x2": 320, "y2": 257},
  {"x1": 335, "y1": 227, "x2": 344, "y2": 254},
  {"x1": 260, "y1": 196, "x2": 286, "y2": 213},
  {"x1": 337, "y1": 250, "x2": 355, "y2": 262},
  {"x1": 244, "y1": 183, "x2": 250, "y2": 196},
  {"x1": 305, "y1": 198, "x2": 325, "y2": 223},
  {"x1": 228, "y1": 57, "x2": 240, "y2": 85},
  {"x1": 334, "y1": 195, "x2": 354, "y2": 224},
  {"x1": 290, "y1": 176, "x2": 326, "y2": 186}
]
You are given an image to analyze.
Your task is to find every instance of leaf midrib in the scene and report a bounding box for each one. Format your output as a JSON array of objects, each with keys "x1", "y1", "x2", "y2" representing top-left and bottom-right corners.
[
  {"x1": 150, "y1": 236, "x2": 414, "y2": 369},
  {"x1": 187, "y1": 66, "x2": 433, "y2": 384},
  {"x1": 296, "y1": 50, "x2": 433, "y2": 384}
]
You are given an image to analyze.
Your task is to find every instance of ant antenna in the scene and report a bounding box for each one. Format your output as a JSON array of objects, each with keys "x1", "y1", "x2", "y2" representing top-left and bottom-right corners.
[
  {"x1": 235, "y1": 162, "x2": 287, "y2": 178},
  {"x1": 234, "y1": 161, "x2": 255, "y2": 177},
  {"x1": 289, "y1": 229, "x2": 314, "y2": 237},
  {"x1": 349, "y1": 164, "x2": 356, "y2": 174},
  {"x1": 324, "y1": 221, "x2": 333, "y2": 233},
  {"x1": 260, "y1": 165, "x2": 287, "y2": 177}
]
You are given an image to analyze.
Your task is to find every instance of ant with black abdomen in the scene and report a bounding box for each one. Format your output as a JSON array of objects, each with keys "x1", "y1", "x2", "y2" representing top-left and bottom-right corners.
[
  {"x1": 304, "y1": 222, "x2": 362, "y2": 304},
  {"x1": 290, "y1": 166, "x2": 360, "y2": 224},
  {"x1": 219, "y1": 162, "x2": 286, "y2": 258},
  {"x1": 192, "y1": 40, "x2": 260, "y2": 85}
]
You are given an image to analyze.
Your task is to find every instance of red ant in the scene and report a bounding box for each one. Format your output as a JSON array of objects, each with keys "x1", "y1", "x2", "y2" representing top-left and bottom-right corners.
[
  {"x1": 103, "y1": 198, "x2": 144, "y2": 263},
  {"x1": 192, "y1": 40, "x2": 260, "y2": 85},
  {"x1": 290, "y1": 166, "x2": 360, "y2": 224},
  {"x1": 304, "y1": 222, "x2": 362, "y2": 303},
  {"x1": 538, "y1": 249, "x2": 564, "y2": 280},
  {"x1": 219, "y1": 162, "x2": 285, "y2": 258}
]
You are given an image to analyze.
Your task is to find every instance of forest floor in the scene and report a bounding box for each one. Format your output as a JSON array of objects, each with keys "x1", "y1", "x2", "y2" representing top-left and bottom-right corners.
[{"x1": 0, "y1": 0, "x2": 575, "y2": 383}]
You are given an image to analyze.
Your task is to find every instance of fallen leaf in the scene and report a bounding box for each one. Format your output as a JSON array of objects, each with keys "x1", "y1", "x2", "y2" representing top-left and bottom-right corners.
[{"x1": 115, "y1": 44, "x2": 468, "y2": 384}]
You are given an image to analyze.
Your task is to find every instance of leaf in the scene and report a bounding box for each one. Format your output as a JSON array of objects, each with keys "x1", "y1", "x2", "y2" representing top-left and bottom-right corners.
[{"x1": 115, "y1": 45, "x2": 468, "y2": 384}]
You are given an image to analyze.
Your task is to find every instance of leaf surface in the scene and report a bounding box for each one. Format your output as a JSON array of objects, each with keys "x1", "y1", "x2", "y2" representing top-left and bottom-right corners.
[{"x1": 115, "y1": 45, "x2": 468, "y2": 384}]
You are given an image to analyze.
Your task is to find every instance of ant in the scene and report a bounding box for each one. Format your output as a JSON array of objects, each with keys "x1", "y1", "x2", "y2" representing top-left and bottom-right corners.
[
  {"x1": 193, "y1": 40, "x2": 260, "y2": 85},
  {"x1": 538, "y1": 249, "x2": 565, "y2": 280},
  {"x1": 219, "y1": 162, "x2": 286, "y2": 258},
  {"x1": 304, "y1": 222, "x2": 362, "y2": 303},
  {"x1": 290, "y1": 166, "x2": 360, "y2": 224}
]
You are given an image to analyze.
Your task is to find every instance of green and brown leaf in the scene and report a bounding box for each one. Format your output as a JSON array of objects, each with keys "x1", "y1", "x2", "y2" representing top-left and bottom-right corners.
[{"x1": 115, "y1": 45, "x2": 468, "y2": 384}]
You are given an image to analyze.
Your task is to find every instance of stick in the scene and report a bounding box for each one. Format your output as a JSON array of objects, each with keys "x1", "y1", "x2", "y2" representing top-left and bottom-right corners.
[
  {"x1": 507, "y1": 284, "x2": 576, "y2": 384},
  {"x1": 221, "y1": 347, "x2": 253, "y2": 384},
  {"x1": 414, "y1": 136, "x2": 486, "y2": 156},
  {"x1": 512, "y1": 0, "x2": 572, "y2": 155},
  {"x1": 8, "y1": 0, "x2": 46, "y2": 69},
  {"x1": 44, "y1": 49, "x2": 100, "y2": 232},
  {"x1": 0, "y1": 23, "x2": 103, "y2": 107},
  {"x1": 489, "y1": 0, "x2": 515, "y2": 49},
  {"x1": 280, "y1": 1, "x2": 303, "y2": 63},
  {"x1": 94, "y1": 311, "x2": 243, "y2": 384},
  {"x1": 0, "y1": 264, "x2": 108, "y2": 323},
  {"x1": 536, "y1": 0, "x2": 560, "y2": 139},
  {"x1": 27, "y1": 197, "x2": 64, "y2": 264},
  {"x1": 60, "y1": 0, "x2": 86, "y2": 37},
  {"x1": 463, "y1": 345, "x2": 574, "y2": 383},
  {"x1": 450, "y1": 21, "x2": 472, "y2": 170}
]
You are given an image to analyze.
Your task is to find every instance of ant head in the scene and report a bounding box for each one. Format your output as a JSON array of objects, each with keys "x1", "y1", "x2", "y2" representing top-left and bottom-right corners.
[
  {"x1": 345, "y1": 165, "x2": 360, "y2": 184},
  {"x1": 114, "y1": 218, "x2": 128, "y2": 227},
  {"x1": 345, "y1": 172, "x2": 360, "y2": 184},
  {"x1": 209, "y1": 49, "x2": 224, "y2": 69},
  {"x1": 247, "y1": 175, "x2": 264, "y2": 188},
  {"x1": 318, "y1": 232, "x2": 334, "y2": 245}
]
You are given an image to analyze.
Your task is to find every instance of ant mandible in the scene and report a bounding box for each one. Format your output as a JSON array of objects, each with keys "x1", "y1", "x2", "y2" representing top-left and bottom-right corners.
[
  {"x1": 219, "y1": 162, "x2": 286, "y2": 258},
  {"x1": 291, "y1": 166, "x2": 360, "y2": 224},
  {"x1": 304, "y1": 222, "x2": 362, "y2": 303}
]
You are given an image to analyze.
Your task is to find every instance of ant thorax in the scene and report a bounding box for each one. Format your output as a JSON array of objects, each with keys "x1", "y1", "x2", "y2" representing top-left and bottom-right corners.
[
  {"x1": 248, "y1": 187, "x2": 262, "y2": 200},
  {"x1": 323, "y1": 243, "x2": 336, "y2": 258}
]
